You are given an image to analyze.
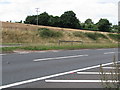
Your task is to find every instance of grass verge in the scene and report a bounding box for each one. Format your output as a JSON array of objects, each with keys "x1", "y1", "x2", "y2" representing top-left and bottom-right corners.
[{"x1": 1, "y1": 43, "x2": 118, "y2": 53}]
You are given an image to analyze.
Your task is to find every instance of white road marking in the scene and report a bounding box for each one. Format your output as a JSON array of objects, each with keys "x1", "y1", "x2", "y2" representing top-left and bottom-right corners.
[
  {"x1": 96, "y1": 49, "x2": 109, "y2": 50},
  {"x1": 37, "y1": 51, "x2": 47, "y2": 53},
  {"x1": 45, "y1": 80, "x2": 119, "y2": 83},
  {"x1": 0, "y1": 61, "x2": 119, "y2": 89},
  {"x1": 104, "y1": 52, "x2": 116, "y2": 54},
  {"x1": 0, "y1": 54, "x2": 6, "y2": 56},
  {"x1": 52, "y1": 51, "x2": 59, "y2": 52},
  {"x1": 18, "y1": 52, "x2": 30, "y2": 54},
  {"x1": 102, "y1": 67, "x2": 120, "y2": 69},
  {"x1": 33, "y1": 54, "x2": 88, "y2": 62},
  {"x1": 77, "y1": 72, "x2": 119, "y2": 75}
]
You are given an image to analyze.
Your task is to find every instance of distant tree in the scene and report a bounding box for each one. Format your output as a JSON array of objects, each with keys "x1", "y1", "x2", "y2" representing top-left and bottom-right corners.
[
  {"x1": 118, "y1": 21, "x2": 120, "y2": 33},
  {"x1": 48, "y1": 15, "x2": 61, "y2": 27},
  {"x1": 97, "y1": 19, "x2": 112, "y2": 32},
  {"x1": 85, "y1": 19, "x2": 93, "y2": 24},
  {"x1": 111, "y1": 25, "x2": 119, "y2": 33},
  {"x1": 38, "y1": 12, "x2": 50, "y2": 26},
  {"x1": 60, "y1": 11, "x2": 81, "y2": 29},
  {"x1": 82, "y1": 19, "x2": 98, "y2": 31},
  {"x1": 24, "y1": 15, "x2": 36, "y2": 24},
  {"x1": 16, "y1": 20, "x2": 22, "y2": 23}
]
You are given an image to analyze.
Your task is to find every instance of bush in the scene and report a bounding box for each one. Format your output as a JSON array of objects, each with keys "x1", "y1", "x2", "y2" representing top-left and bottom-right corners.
[
  {"x1": 108, "y1": 34, "x2": 120, "y2": 41},
  {"x1": 85, "y1": 32, "x2": 107, "y2": 40},
  {"x1": 38, "y1": 28, "x2": 63, "y2": 38},
  {"x1": 73, "y1": 31, "x2": 85, "y2": 37}
]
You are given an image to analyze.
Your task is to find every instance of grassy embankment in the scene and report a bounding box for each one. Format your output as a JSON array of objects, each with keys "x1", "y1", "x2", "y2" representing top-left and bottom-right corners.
[{"x1": 1, "y1": 22, "x2": 119, "y2": 53}]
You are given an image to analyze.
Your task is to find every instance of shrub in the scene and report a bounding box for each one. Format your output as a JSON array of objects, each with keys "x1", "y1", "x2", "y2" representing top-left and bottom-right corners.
[
  {"x1": 108, "y1": 34, "x2": 120, "y2": 41},
  {"x1": 100, "y1": 55, "x2": 120, "y2": 88},
  {"x1": 85, "y1": 32, "x2": 107, "y2": 40},
  {"x1": 73, "y1": 31, "x2": 85, "y2": 37},
  {"x1": 38, "y1": 28, "x2": 63, "y2": 38}
]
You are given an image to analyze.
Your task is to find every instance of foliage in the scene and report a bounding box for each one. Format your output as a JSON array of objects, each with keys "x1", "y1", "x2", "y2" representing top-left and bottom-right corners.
[
  {"x1": 60, "y1": 11, "x2": 81, "y2": 29},
  {"x1": 85, "y1": 32, "x2": 107, "y2": 40},
  {"x1": 38, "y1": 28, "x2": 63, "y2": 38},
  {"x1": 24, "y1": 11, "x2": 115, "y2": 32},
  {"x1": 38, "y1": 12, "x2": 50, "y2": 26},
  {"x1": 100, "y1": 55, "x2": 120, "y2": 89},
  {"x1": 81, "y1": 19, "x2": 98, "y2": 31},
  {"x1": 97, "y1": 19, "x2": 112, "y2": 32},
  {"x1": 85, "y1": 19, "x2": 93, "y2": 24},
  {"x1": 48, "y1": 16, "x2": 61, "y2": 27},
  {"x1": 108, "y1": 34, "x2": 120, "y2": 41},
  {"x1": 73, "y1": 31, "x2": 85, "y2": 37},
  {"x1": 111, "y1": 25, "x2": 119, "y2": 33},
  {"x1": 24, "y1": 11, "x2": 81, "y2": 29},
  {"x1": 1, "y1": 43, "x2": 118, "y2": 53}
]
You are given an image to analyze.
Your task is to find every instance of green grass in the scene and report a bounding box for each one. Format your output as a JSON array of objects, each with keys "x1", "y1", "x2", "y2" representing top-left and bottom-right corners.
[
  {"x1": 73, "y1": 31, "x2": 85, "y2": 38},
  {"x1": 73, "y1": 31, "x2": 108, "y2": 40},
  {"x1": 85, "y1": 32, "x2": 108, "y2": 40},
  {"x1": 1, "y1": 43, "x2": 118, "y2": 53},
  {"x1": 38, "y1": 28, "x2": 63, "y2": 38},
  {"x1": 1, "y1": 47, "x2": 19, "y2": 53},
  {"x1": 108, "y1": 34, "x2": 120, "y2": 41}
]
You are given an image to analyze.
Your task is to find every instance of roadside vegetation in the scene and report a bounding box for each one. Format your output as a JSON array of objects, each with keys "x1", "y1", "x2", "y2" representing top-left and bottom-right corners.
[
  {"x1": 1, "y1": 21, "x2": 119, "y2": 53},
  {"x1": 108, "y1": 34, "x2": 120, "y2": 41},
  {"x1": 100, "y1": 55, "x2": 120, "y2": 89},
  {"x1": 1, "y1": 43, "x2": 118, "y2": 53},
  {"x1": 38, "y1": 28, "x2": 63, "y2": 38}
]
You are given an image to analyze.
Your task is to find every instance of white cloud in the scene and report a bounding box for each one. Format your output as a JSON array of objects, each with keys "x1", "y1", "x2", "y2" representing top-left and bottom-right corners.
[{"x1": 0, "y1": 0, "x2": 119, "y2": 24}]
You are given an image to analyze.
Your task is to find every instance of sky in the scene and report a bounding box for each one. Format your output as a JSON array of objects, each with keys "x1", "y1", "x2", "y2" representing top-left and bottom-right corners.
[{"x1": 0, "y1": 0, "x2": 119, "y2": 25}]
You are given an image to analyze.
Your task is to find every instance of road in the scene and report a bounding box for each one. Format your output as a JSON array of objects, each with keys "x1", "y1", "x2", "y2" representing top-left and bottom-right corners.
[{"x1": 1, "y1": 48, "x2": 119, "y2": 88}]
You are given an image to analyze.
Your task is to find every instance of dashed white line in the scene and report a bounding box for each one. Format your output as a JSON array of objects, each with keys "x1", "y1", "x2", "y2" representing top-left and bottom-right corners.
[
  {"x1": 104, "y1": 52, "x2": 116, "y2": 54},
  {"x1": 0, "y1": 61, "x2": 119, "y2": 89},
  {"x1": 45, "y1": 80, "x2": 119, "y2": 83},
  {"x1": 0, "y1": 54, "x2": 6, "y2": 56},
  {"x1": 33, "y1": 54, "x2": 88, "y2": 62}
]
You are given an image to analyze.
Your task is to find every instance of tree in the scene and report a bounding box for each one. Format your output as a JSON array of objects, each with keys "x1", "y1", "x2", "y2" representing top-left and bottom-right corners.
[
  {"x1": 85, "y1": 19, "x2": 93, "y2": 24},
  {"x1": 97, "y1": 19, "x2": 112, "y2": 32},
  {"x1": 48, "y1": 15, "x2": 61, "y2": 27},
  {"x1": 60, "y1": 11, "x2": 81, "y2": 29},
  {"x1": 38, "y1": 12, "x2": 50, "y2": 26},
  {"x1": 24, "y1": 15, "x2": 36, "y2": 24},
  {"x1": 111, "y1": 25, "x2": 119, "y2": 33}
]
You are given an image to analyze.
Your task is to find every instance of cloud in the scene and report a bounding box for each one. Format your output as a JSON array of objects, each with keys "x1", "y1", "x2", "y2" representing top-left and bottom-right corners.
[
  {"x1": 0, "y1": 0, "x2": 11, "y2": 4},
  {"x1": 0, "y1": 0, "x2": 118, "y2": 24}
]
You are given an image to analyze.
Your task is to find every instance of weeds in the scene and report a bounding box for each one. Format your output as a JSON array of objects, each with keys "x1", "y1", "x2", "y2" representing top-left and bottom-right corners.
[
  {"x1": 38, "y1": 28, "x2": 63, "y2": 38},
  {"x1": 85, "y1": 32, "x2": 108, "y2": 40},
  {"x1": 108, "y1": 34, "x2": 120, "y2": 41},
  {"x1": 100, "y1": 55, "x2": 120, "y2": 89},
  {"x1": 1, "y1": 43, "x2": 118, "y2": 53}
]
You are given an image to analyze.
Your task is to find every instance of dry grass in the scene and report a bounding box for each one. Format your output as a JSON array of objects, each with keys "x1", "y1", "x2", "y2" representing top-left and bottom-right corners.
[
  {"x1": 1, "y1": 21, "x2": 117, "y2": 44},
  {"x1": 2, "y1": 21, "x2": 110, "y2": 33},
  {"x1": 100, "y1": 55, "x2": 120, "y2": 89}
]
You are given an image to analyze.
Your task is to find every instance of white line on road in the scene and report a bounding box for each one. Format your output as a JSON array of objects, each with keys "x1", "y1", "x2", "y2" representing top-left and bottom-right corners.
[
  {"x1": 104, "y1": 52, "x2": 120, "y2": 55},
  {"x1": 104, "y1": 52, "x2": 116, "y2": 54},
  {"x1": 102, "y1": 67, "x2": 120, "y2": 69},
  {"x1": 33, "y1": 54, "x2": 88, "y2": 62},
  {"x1": 0, "y1": 61, "x2": 119, "y2": 89},
  {"x1": 0, "y1": 54, "x2": 6, "y2": 56},
  {"x1": 45, "y1": 80, "x2": 119, "y2": 83},
  {"x1": 77, "y1": 72, "x2": 119, "y2": 75}
]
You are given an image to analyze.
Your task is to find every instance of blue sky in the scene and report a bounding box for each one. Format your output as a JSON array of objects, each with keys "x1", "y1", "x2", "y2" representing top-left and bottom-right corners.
[{"x1": 0, "y1": 0, "x2": 119, "y2": 25}]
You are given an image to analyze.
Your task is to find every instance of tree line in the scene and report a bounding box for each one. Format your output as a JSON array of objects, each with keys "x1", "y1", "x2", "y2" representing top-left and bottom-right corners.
[{"x1": 24, "y1": 10, "x2": 118, "y2": 32}]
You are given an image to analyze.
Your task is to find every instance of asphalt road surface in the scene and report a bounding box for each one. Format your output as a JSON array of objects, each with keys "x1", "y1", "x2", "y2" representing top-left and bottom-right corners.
[{"x1": 1, "y1": 48, "x2": 119, "y2": 89}]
